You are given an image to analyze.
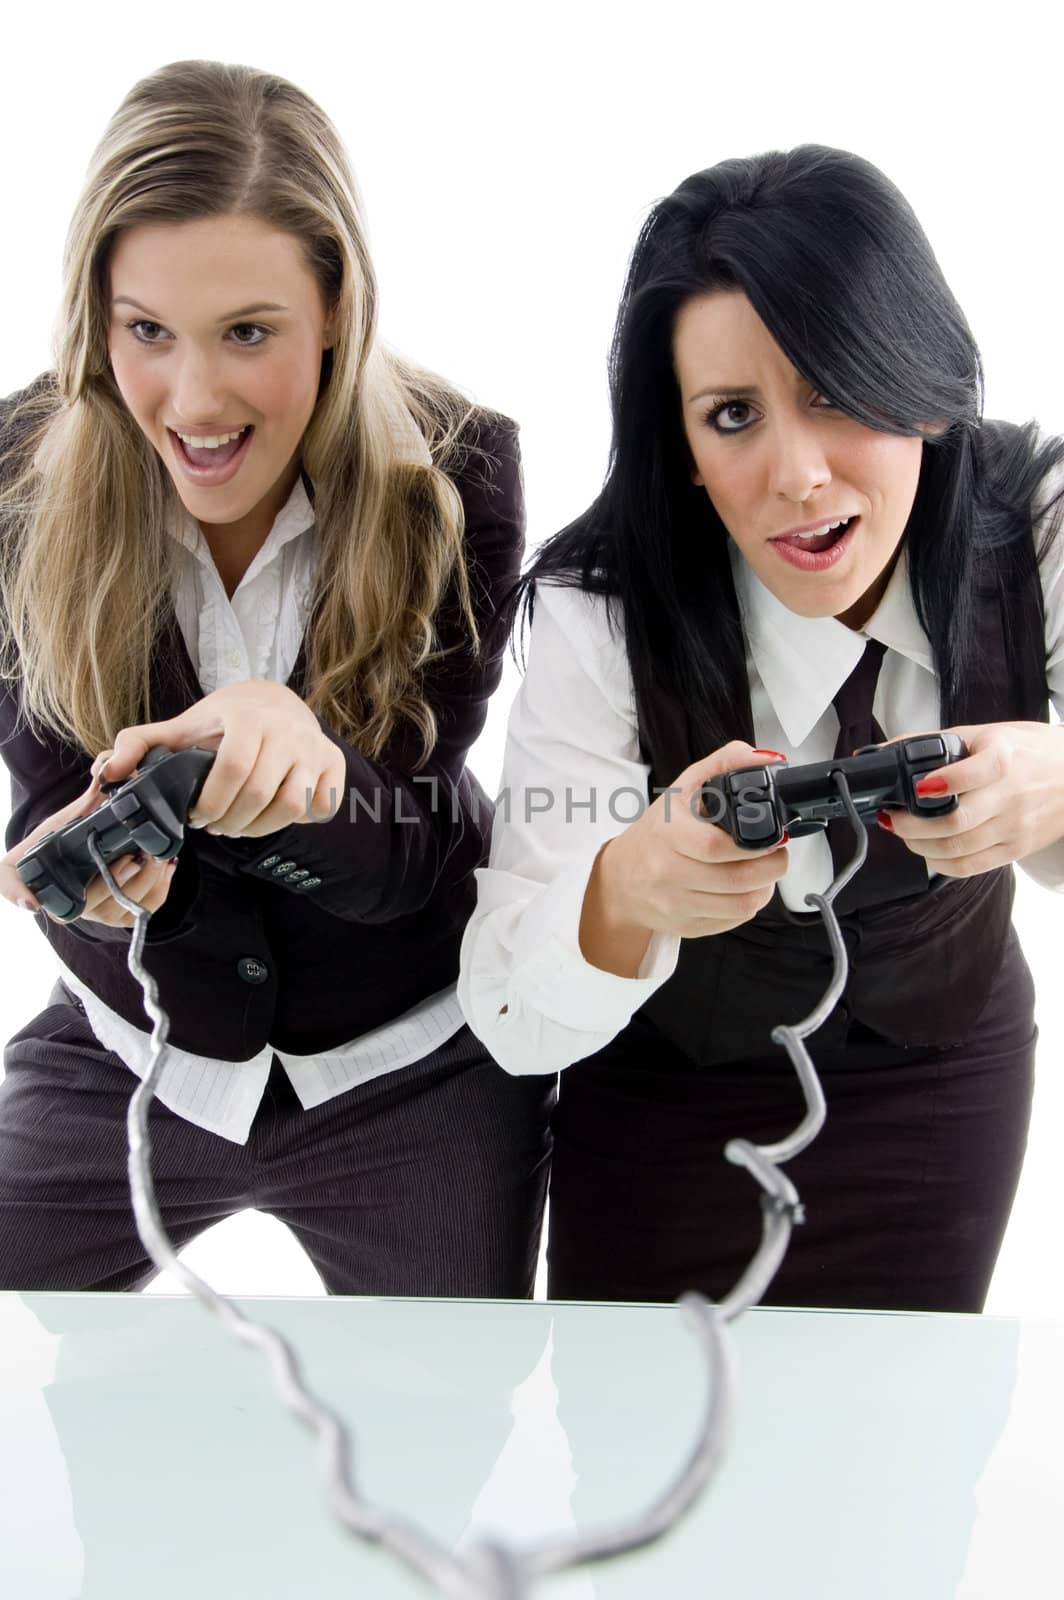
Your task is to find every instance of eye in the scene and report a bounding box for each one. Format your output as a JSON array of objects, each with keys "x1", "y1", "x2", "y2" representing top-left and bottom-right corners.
[
  {"x1": 705, "y1": 399, "x2": 758, "y2": 434},
  {"x1": 228, "y1": 323, "x2": 271, "y2": 347},
  {"x1": 127, "y1": 319, "x2": 169, "y2": 343}
]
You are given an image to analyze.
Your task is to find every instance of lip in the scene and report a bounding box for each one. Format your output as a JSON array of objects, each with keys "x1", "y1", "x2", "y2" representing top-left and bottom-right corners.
[
  {"x1": 167, "y1": 425, "x2": 255, "y2": 487},
  {"x1": 770, "y1": 515, "x2": 860, "y2": 572}
]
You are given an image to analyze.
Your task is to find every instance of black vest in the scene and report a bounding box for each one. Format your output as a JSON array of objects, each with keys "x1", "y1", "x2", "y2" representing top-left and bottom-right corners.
[{"x1": 636, "y1": 534, "x2": 1049, "y2": 1058}]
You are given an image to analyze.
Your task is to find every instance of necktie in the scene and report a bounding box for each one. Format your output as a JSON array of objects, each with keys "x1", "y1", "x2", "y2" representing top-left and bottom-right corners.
[{"x1": 826, "y1": 639, "x2": 928, "y2": 911}]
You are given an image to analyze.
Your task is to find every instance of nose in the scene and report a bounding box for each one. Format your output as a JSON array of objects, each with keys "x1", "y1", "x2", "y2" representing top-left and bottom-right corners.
[
  {"x1": 169, "y1": 348, "x2": 228, "y2": 428},
  {"x1": 767, "y1": 416, "x2": 831, "y2": 504}
]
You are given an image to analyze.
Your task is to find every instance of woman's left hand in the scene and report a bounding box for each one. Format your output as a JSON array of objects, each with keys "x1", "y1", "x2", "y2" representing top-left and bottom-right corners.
[
  {"x1": 882, "y1": 721, "x2": 1064, "y2": 877},
  {"x1": 100, "y1": 681, "x2": 347, "y2": 838}
]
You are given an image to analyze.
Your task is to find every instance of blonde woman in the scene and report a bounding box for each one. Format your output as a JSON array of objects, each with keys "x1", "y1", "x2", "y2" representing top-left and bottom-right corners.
[{"x1": 0, "y1": 60, "x2": 552, "y2": 1295}]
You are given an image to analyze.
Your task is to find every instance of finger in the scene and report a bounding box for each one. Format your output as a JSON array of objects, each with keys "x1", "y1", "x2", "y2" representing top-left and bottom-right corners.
[
  {"x1": 80, "y1": 854, "x2": 150, "y2": 917},
  {"x1": 0, "y1": 774, "x2": 110, "y2": 910},
  {"x1": 206, "y1": 749, "x2": 300, "y2": 836},
  {"x1": 679, "y1": 740, "x2": 762, "y2": 795},
  {"x1": 239, "y1": 759, "x2": 345, "y2": 836},
  {"x1": 84, "y1": 856, "x2": 176, "y2": 923},
  {"x1": 921, "y1": 839, "x2": 1012, "y2": 878},
  {"x1": 888, "y1": 813, "x2": 1003, "y2": 863},
  {"x1": 105, "y1": 710, "x2": 223, "y2": 784},
  {"x1": 189, "y1": 729, "x2": 265, "y2": 826},
  {"x1": 676, "y1": 806, "x2": 790, "y2": 866},
  {"x1": 305, "y1": 755, "x2": 347, "y2": 823},
  {"x1": 903, "y1": 745, "x2": 1001, "y2": 805},
  {"x1": 0, "y1": 862, "x2": 42, "y2": 912},
  {"x1": 885, "y1": 791, "x2": 994, "y2": 845}
]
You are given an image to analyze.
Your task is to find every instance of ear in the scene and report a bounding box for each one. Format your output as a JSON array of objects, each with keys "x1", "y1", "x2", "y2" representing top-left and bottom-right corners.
[{"x1": 691, "y1": 468, "x2": 704, "y2": 488}]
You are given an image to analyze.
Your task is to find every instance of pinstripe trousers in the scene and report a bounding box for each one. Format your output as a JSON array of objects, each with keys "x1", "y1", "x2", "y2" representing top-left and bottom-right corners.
[{"x1": 0, "y1": 983, "x2": 555, "y2": 1296}]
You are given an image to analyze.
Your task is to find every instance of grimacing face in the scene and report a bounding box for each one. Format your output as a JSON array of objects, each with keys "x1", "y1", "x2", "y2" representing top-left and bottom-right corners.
[
  {"x1": 108, "y1": 213, "x2": 333, "y2": 547},
  {"x1": 673, "y1": 290, "x2": 925, "y2": 630}
]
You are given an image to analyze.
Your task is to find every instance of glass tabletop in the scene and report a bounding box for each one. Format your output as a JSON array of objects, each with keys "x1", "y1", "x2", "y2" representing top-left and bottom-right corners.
[{"x1": 0, "y1": 1293, "x2": 1060, "y2": 1598}]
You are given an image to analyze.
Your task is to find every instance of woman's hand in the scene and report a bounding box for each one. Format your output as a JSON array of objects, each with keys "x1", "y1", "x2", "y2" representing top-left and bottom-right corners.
[
  {"x1": 882, "y1": 721, "x2": 1064, "y2": 876},
  {"x1": 0, "y1": 759, "x2": 178, "y2": 928},
  {"x1": 579, "y1": 742, "x2": 790, "y2": 976},
  {"x1": 100, "y1": 681, "x2": 348, "y2": 838}
]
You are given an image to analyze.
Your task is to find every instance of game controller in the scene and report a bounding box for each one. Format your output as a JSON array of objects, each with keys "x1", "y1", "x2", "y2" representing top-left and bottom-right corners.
[
  {"x1": 16, "y1": 746, "x2": 215, "y2": 921},
  {"x1": 700, "y1": 734, "x2": 967, "y2": 849}
]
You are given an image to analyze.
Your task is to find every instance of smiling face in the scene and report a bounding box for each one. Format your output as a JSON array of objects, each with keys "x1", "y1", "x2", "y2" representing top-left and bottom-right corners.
[
  {"x1": 107, "y1": 213, "x2": 333, "y2": 547},
  {"x1": 673, "y1": 290, "x2": 925, "y2": 630}
]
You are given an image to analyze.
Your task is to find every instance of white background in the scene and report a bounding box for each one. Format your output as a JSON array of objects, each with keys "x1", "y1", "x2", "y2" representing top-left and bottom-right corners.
[{"x1": 0, "y1": 1, "x2": 1060, "y2": 1317}]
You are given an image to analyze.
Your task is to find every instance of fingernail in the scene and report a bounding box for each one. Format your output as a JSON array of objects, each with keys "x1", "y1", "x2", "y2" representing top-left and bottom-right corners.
[
  {"x1": 915, "y1": 775, "x2": 948, "y2": 797},
  {"x1": 18, "y1": 896, "x2": 39, "y2": 912},
  {"x1": 877, "y1": 809, "x2": 894, "y2": 831},
  {"x1": 752, "y1": 749, "x2": 787, "y2": 761},
  {"x1": 166, "y1": 856, "x2": 179, "y2": 866}
]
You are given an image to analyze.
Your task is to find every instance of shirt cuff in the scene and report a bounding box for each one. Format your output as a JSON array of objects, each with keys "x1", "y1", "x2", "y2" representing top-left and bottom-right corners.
[{"x1": 506, "y1": 849, "x2": 680, "y2": 1033}]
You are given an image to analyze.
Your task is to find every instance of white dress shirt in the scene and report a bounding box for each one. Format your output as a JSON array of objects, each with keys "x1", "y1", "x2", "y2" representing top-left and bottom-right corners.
[
  {"x1": 61, "y1": 458, "x2": 465, "y2": 1143},
  {"x1": 458, "y1": 516, "x2": 1064, "y2": 1078}
]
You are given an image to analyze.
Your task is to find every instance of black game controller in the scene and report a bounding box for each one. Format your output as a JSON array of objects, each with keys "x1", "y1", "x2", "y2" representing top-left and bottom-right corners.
[
  {"x1": 16, "y1": 746, "x2": 215, "y2": 921},
  {"x1": 700, "y1": 734, "x2": 968, "y2": 849}
]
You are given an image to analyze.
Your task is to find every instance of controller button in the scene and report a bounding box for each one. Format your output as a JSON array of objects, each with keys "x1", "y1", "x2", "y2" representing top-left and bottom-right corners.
[
  {"x1": 111, "y1": 793, "x2": 145, "y2": 822},
  {"x1": 237, "y1": 957, "x2": 270, "y2": 985},
  {"x1": 299, "y1": 876, "x2": 323, "y2": 890},
  {"x1": 97, "y1": 825, "x2": 131, "y2": 854},
  {"x1": 39, "y1": 886, "x2": 78, "y2": 919},
  {"x1": 737, "y1": 810, "x2": 779, "y2": 843},
  {"x1": 903, "y1": 736, "x2": 946, "y2": 762},
  {"x1": 287, "y1": 869, "x2": 310, "y2": 882},
  {"x1": 728, "y1": 768, "x2": 768, "y2": 794},
  {"x1": 130, "y1": 822, "x2": 171, "y2": 855},
  {"x1": 259, "y1": 855, "x2": 281, "y2": 870},
  {"x1": 271, "y1": 860, "x2": 297, "y2": 877}
]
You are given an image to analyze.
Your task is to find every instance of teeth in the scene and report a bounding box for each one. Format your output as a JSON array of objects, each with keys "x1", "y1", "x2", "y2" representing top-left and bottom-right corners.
[
  {"x1": 175, "y1": 428, "x2": 247, "y2": 449},
  {"x1": 795, "y1": 517, "x2": 850, "y2": 540}
]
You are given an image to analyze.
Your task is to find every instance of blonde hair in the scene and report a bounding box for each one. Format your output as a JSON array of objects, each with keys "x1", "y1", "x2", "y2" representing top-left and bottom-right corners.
[{"x1": 0, "y1": 59, "x2": 479, "y2": 762}]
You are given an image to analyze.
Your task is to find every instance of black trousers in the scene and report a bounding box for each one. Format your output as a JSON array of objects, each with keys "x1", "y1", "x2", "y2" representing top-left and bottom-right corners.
[
  {"x1": 548, "y1": 930, "x2": 1037, "y2": 1313},
  {"x1": 0, "y1": 983, "x2": 555, "y2": 1296}
]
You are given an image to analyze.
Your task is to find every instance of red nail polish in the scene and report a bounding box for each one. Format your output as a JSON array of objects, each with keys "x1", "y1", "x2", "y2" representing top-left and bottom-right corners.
[
  {"x1": 877, "y1": 809, "x2": 894, "y2": 831},
  {"x1": 915, "y1": 775, "x2": 949, "y2": 797},
  {"x1": 752, "y1": 748, "x2": 787, "y2": 762}
]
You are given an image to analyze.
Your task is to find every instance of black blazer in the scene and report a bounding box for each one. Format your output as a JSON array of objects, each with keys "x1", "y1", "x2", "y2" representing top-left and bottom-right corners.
[{"x1": 1, "y1": 381, "x2": 523, "y2": 1059}]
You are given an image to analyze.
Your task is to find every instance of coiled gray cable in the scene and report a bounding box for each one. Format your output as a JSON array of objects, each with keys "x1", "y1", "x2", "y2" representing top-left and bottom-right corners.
[{"x1": 86, "y1": 769, "x2": 865, "y2": 1599}]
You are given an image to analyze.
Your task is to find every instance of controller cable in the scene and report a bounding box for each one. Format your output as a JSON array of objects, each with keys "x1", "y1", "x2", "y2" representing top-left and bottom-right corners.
[{"x1": 84, "y1": 769, "x2": 867, "y2": 1600}]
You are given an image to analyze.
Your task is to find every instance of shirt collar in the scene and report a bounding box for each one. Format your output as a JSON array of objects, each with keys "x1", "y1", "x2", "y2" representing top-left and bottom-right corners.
[
  {"x1": 169, "y1": 474, "x2": 316, "y2": 580},
  {"x1": 729, "y1": 541, "x2": 934, "y2": 747}
]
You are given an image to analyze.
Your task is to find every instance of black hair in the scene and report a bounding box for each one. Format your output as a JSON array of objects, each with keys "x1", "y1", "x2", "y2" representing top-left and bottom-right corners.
[{"x1": 523, "y1": 145, "x2": 1064, "y2": 759}]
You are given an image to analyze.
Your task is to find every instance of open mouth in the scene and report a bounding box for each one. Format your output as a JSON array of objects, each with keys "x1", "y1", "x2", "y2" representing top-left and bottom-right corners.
[
  {"x1": 169, "y1": 425, "x2": 254, "y2": 475},
  {"x1": 774, "y1": 515, "x2": 856, "y2": 554},
  {"x1": 769, "y1": 514, "x2": 859, "y2": 572}
]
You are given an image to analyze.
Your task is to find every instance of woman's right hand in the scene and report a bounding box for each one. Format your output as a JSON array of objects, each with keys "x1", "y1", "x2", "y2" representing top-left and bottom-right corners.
[
  {"x1": 0, "y1": 757, "x2": 178, "y2": 929},
  {"x1": 579, "y1": 742, "x2": 790, "y2": 975}
]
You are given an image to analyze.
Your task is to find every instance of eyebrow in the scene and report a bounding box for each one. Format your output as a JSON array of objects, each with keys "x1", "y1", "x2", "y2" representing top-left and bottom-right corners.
[
  {"x1": 111, "y1": 296, "x2": 290, "y2": 321},
  {"x1": 686, "y1": 383, "x2": 761, "y2": 405}
]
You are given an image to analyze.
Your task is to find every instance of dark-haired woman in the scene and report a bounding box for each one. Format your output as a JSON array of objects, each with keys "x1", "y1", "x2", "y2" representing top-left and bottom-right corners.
[
  {"x1": 459, "y1": 146, "x2": 1064, "y2": 1314},
  {"x1": 0, "y1": 60, "x2": 553, "y2": 1296}
]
